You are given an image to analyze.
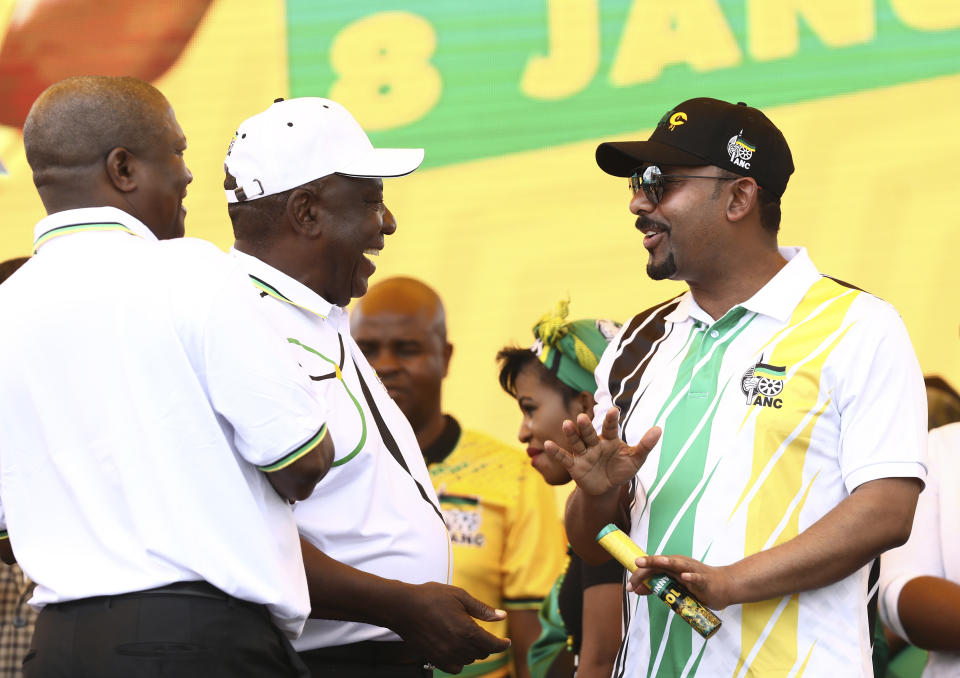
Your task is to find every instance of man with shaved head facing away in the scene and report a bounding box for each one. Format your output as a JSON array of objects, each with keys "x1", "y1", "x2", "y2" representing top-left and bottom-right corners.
[
  {"x1": 351, "y1": 276, "x2": 566, "y2": 678},
  {"x1": 0, "y1": 76, "x2": 334, "y2": 677},
  {"x1": 223, "y1": 97, "x2": 510, "y2": 677}
]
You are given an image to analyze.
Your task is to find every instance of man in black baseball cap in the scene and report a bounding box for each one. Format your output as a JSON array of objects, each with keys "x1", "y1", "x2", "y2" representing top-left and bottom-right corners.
[
  {"x1": 550, "y1": 98, "x2": 927, "y2": 677},
  {"x1": 594, "y1": 97, "x2": 795, "y2": 287},
  {"x1": 596, "y1": 97, "x2": 794, "y2": 198}
]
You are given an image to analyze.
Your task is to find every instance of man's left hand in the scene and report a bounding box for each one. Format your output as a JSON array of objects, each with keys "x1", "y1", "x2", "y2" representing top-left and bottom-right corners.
[{"x1": 627, "y1": 554, "x2": 737, "y2": 611}]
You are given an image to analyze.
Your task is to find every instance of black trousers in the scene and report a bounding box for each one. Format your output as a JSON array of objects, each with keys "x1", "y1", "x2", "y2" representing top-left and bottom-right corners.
[
  {"x1": 298, "y1": 641, "x2": 433, "y2": 678},
  {"x1": 23, "y1": 583, "x2": 308, "y2": 678}
]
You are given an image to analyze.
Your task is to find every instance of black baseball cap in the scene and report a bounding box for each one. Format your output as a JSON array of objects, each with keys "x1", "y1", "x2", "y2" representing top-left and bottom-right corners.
[{"x1": 596, "y1": 98, "x2": 795, "y2": 198}]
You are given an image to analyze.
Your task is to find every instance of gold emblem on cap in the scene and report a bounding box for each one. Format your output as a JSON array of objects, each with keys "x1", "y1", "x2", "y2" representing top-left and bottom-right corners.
[{"x1": 668, "y1": 112, "x2": 687, "y2": 131}]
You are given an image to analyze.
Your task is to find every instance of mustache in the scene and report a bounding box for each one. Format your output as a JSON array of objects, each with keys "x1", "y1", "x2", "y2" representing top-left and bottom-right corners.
[{"x1": 635, "y1": 215, "x2": 670, "y2": 233}]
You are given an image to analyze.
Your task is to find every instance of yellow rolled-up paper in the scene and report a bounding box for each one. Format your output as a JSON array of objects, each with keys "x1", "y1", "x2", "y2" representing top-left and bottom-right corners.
[{"x1": 596, "y1": 524, "x2": 722, "y2": 639}]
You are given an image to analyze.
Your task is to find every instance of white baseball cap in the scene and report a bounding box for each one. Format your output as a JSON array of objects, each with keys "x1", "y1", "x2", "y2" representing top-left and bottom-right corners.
[{"x1": 224, "y1": 97, "x2": 424, "y2": 203}]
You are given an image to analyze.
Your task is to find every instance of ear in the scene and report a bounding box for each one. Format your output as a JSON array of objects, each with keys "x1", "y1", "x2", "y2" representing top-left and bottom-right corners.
[
  {"x1": 285, "y1": 187, "x2": 323, "y2": 237},
  {"x1": 573, "y1": 390, "x2": 596, "y2": 417},
  {"x1": 726, "y1": 177, "x2": 759, "y2": 223},
  {"x1": 441, "y1": 342, "x2": 453, "y2": 377},
  {"x1": 105, "y1": 147, "x2": 137, "y2": 193}
]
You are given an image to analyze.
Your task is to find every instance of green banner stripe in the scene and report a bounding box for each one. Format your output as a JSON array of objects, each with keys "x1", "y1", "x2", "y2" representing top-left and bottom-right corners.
[{"x1": 287, "y1": 0, "x2": 960, "y2": 170}]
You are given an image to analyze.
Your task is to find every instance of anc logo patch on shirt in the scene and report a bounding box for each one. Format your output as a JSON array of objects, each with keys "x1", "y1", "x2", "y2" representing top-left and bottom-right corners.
[{"x1": 741, "y1": 358, "x2": 787, "y2": 408}]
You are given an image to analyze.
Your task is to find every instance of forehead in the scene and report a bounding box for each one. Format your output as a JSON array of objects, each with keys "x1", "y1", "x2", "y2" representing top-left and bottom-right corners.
[
  {"x1": 351, "y1": 310, "x2": 435, "y2": 338},
  {"x1": 515, "y1": 361, "x2": 560, "y2": 398},
  {"x1": 330, "y1": 174, "x2": 383, "y2": 195},
  {"x1": 154, "y1": 105, "x2": 186, "y2": 147}
]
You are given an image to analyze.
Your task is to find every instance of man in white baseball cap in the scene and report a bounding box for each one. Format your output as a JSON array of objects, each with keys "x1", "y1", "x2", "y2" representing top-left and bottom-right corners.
[
  {"x1": 223, "y1": 98, "x2": 510, "y2": 678},
  {"x1": 225, "y1": 97, "x2": 424, "y2": 205}
]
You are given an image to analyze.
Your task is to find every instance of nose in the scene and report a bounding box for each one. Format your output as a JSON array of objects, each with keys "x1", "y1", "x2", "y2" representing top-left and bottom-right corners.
[
  {"x1": 381, "y1": 206, "x2": 397, "y2": 236},
  {"x1": 629, "y1": 188, "x2": 653, "y2": 215},
  {"x1": 184, "y1": 164, "x2": 194, "y2": 186},
  {"x1": 517, "y1": 418, "x2": 531, "y2": 444}
]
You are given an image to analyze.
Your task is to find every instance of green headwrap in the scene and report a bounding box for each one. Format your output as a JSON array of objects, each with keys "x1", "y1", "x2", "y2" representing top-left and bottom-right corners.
[{"x1": 531, "y1": 300, "x2": 621, "y2": 394}]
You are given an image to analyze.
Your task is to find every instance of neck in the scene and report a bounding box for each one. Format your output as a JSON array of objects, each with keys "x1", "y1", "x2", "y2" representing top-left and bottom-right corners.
[
  {"x1": 416, "y1": 410, "x2": 449, "y2": 451},
  {"x1": 235, "y1": 238, "x2": 327, "y2": 296},
  {"x1": 38, "y1": 183, "x2": 125, "y2": 217},
  {"x1": 688, "y1": 244, "x2": 786, "y2": 320}
]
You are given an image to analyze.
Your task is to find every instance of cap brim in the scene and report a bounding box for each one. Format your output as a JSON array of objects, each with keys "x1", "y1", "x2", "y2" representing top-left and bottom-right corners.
[
  {"x1": 596, "y1": 141, "x2": 709, "y2": 177},
  {"x1": 337, "y1": 147, "x2": 425, "y2": 178}
]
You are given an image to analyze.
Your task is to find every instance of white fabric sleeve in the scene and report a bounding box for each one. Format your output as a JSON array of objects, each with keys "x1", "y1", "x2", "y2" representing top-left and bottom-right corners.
[
  {"x1": 878, "y1": 425, "x2": 952, "y2": 641},
  {"x1": 0, "y1": 494, "x2": 6, "y2": 537},
  {"x1": 200, "y1": 265, "x2": 327, "y2": 470},
  {"x1": 833, "y1": 299, "x2": 927, "y2": 492}
]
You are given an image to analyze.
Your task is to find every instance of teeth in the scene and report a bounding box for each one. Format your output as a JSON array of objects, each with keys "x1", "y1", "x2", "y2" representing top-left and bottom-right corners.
[
  {"x1": 363, "y1": 248, "x2": 380, "y2": 256},
  {"x1": 645, "y1": 231, "x2": 657, "y2": 237}
]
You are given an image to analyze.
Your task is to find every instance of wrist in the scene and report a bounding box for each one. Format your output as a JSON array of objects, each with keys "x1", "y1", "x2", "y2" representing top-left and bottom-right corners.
[
  {"x1": 720, "y1": 561, "x2": 753, "y2": 607},
  {"x1": 373, "y1": 579, "x2": 418, "y2": 632}
]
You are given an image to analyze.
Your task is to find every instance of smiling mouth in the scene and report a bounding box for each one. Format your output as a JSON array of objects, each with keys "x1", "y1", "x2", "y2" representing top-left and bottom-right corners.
[{"x1": 636, "y1": 216, "x2": 668, "y2": 235}]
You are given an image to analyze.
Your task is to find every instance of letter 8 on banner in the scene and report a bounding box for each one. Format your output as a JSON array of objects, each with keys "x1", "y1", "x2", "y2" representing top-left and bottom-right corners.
[{"x1": 329, "y1": 11, "x2": 442, "y2": 131}]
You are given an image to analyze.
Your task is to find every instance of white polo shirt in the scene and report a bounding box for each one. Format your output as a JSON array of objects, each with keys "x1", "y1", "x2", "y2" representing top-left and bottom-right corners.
[
  {"x1": 0, "y1": 207, "x2": 328, "y2": 638},
  {"x1": 879, "y1": 423, "x2": 960, "y2": 678},
  {"x1": 594, "y1": 247, "x2": 927, "y2": 678},
  {"x1": 231, "y1": 249, "x2": 452, "y2": 650}
]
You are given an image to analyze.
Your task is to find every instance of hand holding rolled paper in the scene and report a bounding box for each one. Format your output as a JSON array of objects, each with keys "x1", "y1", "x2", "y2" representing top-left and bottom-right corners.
[{"x1": 596, "y1": 524, "x2": 722, "y2": 639}]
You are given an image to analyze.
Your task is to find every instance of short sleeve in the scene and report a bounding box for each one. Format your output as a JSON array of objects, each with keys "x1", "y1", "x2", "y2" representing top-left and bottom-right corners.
[
  {"x1": 581, "y1": 554, "x2": 624, "y2": 589},
  {"x1": 502, "y1": 464, "x2": 567, "y2": 610},
  {"x1": 0, "y1": 494, "x2": 6, "y2": 539},
  {"x1": 879, "y1": 424, "x2": 954, "y2": 640},
  {"x1": 200, "y1": 265, "x2": 328, "y2": 470},
  {"x1": 834, "y1": 300, "x2": 927, "y2": 492}
]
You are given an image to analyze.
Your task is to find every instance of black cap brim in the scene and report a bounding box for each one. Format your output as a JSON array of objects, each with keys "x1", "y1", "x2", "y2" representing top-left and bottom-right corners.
[{"x1": 596, "y1": 141, "x2": 711, "y2": 177}]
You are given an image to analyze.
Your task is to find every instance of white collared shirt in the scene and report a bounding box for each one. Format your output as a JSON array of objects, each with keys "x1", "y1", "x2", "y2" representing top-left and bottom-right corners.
[
  {"x1": 231, "y1": 249, "x2": 452, "y2": 649},
  {"x1": 595, "y1": 247, "x2": 927, "y2": 677},
  {"x1": 0, "y1": 207, "x2": 328, "y2": 637},
  {"x1": 880, "y1": 423, "x2": 960, "y2": 678}
]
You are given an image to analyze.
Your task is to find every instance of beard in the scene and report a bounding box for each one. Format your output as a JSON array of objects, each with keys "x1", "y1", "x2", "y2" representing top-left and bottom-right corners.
[{"x1": 647, "y1": 251, "x2": 677, "y2": 280}]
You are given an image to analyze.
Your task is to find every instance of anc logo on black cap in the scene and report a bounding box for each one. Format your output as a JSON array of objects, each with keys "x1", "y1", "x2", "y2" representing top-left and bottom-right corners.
[{"x1": 727, "y1": 131, "x2": 756, "y2": 170}]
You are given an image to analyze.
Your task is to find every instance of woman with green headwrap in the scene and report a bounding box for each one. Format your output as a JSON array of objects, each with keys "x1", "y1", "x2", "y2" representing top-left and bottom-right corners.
[{"x1": 497, "y1": 301, "x2": 624, "y2": 678}]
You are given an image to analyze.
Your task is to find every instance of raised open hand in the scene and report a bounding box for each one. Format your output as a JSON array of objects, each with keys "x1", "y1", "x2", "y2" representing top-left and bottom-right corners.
[{"x1": 544, "y1": 407, "x2": 661, "y2": 495}]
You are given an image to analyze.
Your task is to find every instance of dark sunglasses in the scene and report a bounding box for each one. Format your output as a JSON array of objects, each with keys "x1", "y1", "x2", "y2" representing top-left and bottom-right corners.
[{"x1": 628, "y1": 165, "x2": 736, "y2": 206}]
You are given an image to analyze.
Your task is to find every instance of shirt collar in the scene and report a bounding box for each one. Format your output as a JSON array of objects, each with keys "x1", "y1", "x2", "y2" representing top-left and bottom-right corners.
[
  {"x1": 740, "y1": 247, "x2": 820, "y2": 323},
  {"x1": 422, "y1": 415, "x2": 463, "y2": 467},
  {"x1": 33, "y1": 207, "x2": 157, "y2": 252},
  {"x1": 230, "y1": 248, "x2": 337, "y2": 321},
  {"x1": 664, "y1": 247, "x2": 820, "y2": 325}
]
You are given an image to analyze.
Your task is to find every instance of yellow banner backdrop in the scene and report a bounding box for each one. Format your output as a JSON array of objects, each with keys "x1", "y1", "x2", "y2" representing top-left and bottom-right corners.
[{"x1": 1, "y1": 0, "x2": 957, "y2": 449}]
